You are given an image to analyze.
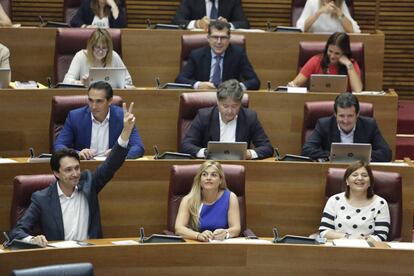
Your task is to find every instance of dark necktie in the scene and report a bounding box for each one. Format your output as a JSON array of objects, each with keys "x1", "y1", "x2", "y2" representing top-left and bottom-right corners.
[
  {"x1": 210, "y1": 0, "x2": 218, "y2": 20},
  {"x1": 211, "y1": 55, "x2": 222, "y2": 87}
]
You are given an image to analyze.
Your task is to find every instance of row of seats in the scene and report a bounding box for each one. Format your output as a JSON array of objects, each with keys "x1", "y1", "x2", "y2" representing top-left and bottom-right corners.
[
  {"x1": 10, "y1": 164, "x2": 402, "y2": 241},
  {"x1": 396, "y1": 101, "x2": 414, "y2": 159}
]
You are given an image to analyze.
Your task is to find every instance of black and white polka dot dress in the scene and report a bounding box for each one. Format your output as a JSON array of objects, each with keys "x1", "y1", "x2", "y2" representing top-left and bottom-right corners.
[{"x1": 319, "y1": 192, "x2": 390, "y2": 241}]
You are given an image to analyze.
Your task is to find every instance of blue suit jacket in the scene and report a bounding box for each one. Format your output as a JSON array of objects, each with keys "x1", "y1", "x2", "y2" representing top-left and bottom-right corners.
[
  {"x1": 180, "y1": 106, "x2": 274, "y2": 159},
  {"x1": 54, "y1": 105, "x2": 144, "y2": 159},
  {"x1": 175, "y1": 45, "x2": 260, "y2": 90},
  {"x1": 301, "y1": 115, "x2": 392, "y2": 162},
  {"x1": 9, "y1": 143, "x2": 128, "y2": 241},
  {"x1": 172, "y1": 0, "x2": 249, "y2": 29}
]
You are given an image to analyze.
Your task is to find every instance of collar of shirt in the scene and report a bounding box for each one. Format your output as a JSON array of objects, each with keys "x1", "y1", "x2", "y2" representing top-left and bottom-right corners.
[
  {"x1": 205, "y1": 0, "x2": 219, "y2": 13},
  {"x1": 90, "y1": 108, "x2": 111, "y2": 125},
  {"x1": 337, "y1": 123, "x2": 356, "y2": 143},
  {"x1": 211, "y1": 49, "x2": 226, "y2": 59},
  {"x1": 57, "y1": 181, "x2": 79, "y2": 199}
]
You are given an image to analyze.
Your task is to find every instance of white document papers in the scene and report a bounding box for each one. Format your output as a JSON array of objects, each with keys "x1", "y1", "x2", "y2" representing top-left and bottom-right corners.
[
  {"x1": 48, "y1": 241, "x2": 82, "y2": 248},
  {"x1": 387, "y1": 242, "x2": 414, "y2": 250},
  {"x1": 332, "y1": 239, "x2": 370, "y2": 248},
  {"x1": 209, "y1": 237, "x2": 272, "y2": 244},
  {"x1": 112, "y1": 240, "x2": 139, "y2": 245},
  {"x1": 0, "y1": 158, "x2": 17, "y2": 164}
]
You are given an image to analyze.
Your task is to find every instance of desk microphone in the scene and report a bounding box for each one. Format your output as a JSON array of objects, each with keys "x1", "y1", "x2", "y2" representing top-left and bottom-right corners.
[
  {"x1": 272, "y1": 227, "x2": 279, "y2": 243},
  {"x1": 139, "y1": 227, "x2": 145, "y2": 243},
  {"x1": 146, "y1": 18, "x2": 152, "y2": 29},
  {"x1": 267, "y1": 81, "x2": 272, "y2": 92}
]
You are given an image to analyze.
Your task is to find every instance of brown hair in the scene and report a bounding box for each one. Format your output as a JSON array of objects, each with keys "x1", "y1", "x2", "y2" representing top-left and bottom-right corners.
[
  {"x1": 343, "y1": 160, "x2": 375, "y2": 198},
  {"x1": 86, "y1": 28, "x2": 114, "y2": 66}
]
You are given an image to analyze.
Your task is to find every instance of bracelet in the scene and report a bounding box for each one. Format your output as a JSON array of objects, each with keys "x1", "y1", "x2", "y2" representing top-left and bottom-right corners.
[
  {"x1": 196, "y1": 233, "x2": 200, "y2": 241},
  {"x1": 346, "y1": 63, "x2": 354, "y2": 70},
  {"x1": 225, "y1": 230, "x2": 230, "y2": 239}
]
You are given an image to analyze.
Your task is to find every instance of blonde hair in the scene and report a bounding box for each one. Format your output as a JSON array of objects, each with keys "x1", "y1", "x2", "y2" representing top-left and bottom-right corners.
[
  {"x1": 86, "y1": 28, "x2": 114, "y2": 66},
  {"x1": 187, "y1": 161, "x2": 227, "y2": 230},
  {"x1": 319, "y1": 0, "x2": 345, "y2": 18}
]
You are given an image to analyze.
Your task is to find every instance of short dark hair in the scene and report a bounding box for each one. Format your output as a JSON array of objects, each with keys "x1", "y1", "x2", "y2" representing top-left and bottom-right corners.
[
  {"x1": 343, "y1": 160, "x2": 375, "y2": 199},
  {"x1": 208, "y1": 20, "x2": 231, "y2": 36},
  {"x1": 334, "y1": 92, "x2": 360, "y2": 114},
  {"x1": 88, "y1": 81, "x2": 113, "y2": 100},
  {"x1": 50, "y1": 148, "x2": 80, "y2": 173},
  {"x1": 217, "y1": 79, "x2": 243, "y2": 102}
]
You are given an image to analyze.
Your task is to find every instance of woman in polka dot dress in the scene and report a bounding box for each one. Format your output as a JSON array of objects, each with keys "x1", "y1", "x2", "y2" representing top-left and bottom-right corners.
[{"x1": 319, "y1": 160, "x2": 390, "y2": 242}]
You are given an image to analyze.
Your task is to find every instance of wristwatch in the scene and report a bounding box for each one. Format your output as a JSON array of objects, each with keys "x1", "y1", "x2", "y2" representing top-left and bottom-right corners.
[{"x1": 346, "y1": 63, "x2": 354, "y2": 70}]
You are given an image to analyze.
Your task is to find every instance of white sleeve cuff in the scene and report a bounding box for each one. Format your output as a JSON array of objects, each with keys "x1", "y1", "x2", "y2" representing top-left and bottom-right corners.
[
  {"x1": 193, "y1": 81, "x2": 201, "y2": 89},
  {"x1": 239, "y1": 82, "x2": 247, "y2": 91},
  {"x1": 187, "y1": 20, "x2": 197, "y2": 29},
  {"x1": 22, "y1": 235, "x2": 34, "y2": 242},
  {"x1": 196, "y1": 148, "x2": 206, "y2": 158},
  {"x1": 249, "y1": 149, "x2": 258, "y2": 159},
  {"x1": 117, "y1": 136, "x2": 129, "y2": 148}
]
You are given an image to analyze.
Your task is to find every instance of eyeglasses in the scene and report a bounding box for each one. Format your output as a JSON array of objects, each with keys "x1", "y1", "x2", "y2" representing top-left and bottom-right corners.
[
  {"x1": 94, "y1": 46, "x2": 109, "y2": 52},
  {"x1": 208, "y1": 35, "x2": 230, "y2": 41}
]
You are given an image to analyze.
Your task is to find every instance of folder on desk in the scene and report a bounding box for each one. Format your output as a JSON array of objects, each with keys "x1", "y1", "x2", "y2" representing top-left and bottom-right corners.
[{"x1": 140, "y1": 234, "x2": 185, "y2": 244}]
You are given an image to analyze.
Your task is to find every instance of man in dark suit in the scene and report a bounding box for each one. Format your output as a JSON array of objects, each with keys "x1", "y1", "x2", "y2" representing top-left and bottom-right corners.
[
  {"x1": 176, "y1": 21, "x2": 260, "y2": 90},
  {"x1": 8, "y1": 102, "x2": 136, "y2": 247},
  {"x1": 302, "y1": 93, "x2": 392, "y2": 162},
  {"x1": 54, "y1": 81, "x2": 144, "y2": 160},
  {"x1": 180, "y1": 79, "x2": 273, "y2": 159},
  {"x1": 172, "y1": 0, "x2": 249, "y2": 29}
]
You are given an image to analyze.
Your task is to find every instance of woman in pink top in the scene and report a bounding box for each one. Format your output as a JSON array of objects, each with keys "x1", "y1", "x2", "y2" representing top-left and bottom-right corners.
[{"x1": 288, "y1": 32, "x2": 362, "y2": 92}]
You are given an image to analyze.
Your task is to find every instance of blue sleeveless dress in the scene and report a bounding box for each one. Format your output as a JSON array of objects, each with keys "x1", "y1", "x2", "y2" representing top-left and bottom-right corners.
[{"x1": 199, "y1": 189, "x2": 230, "y2": 231}]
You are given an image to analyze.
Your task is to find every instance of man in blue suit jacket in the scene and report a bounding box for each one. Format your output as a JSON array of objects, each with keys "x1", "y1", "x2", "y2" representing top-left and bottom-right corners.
[
  {"x1": 172, "y1": 0, "x2": 249, "y2": 29},
  {"x1": 9, "y1": 102, "x2": 136, "y2": 246},
  {"x1": 175, "y1": 21, "x2": 260, "y2": 90},
  {"x1": 302, "y1": 93, "x2": 392, "y2": 162},
  {"x1": 180, "y1": 79, "x2": 273, "y2": 159},
  {"x1": 54, "y1": 81, "x2": 144, "y2": 160}
]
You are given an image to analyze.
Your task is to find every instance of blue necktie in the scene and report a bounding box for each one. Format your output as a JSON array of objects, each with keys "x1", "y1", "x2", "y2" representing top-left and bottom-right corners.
[
  {"x1": 210, "y1": 0, "x2": 218, "y2": 20},
  {"x1": 211, "y1": 55, "x2": 222, "y2": 87}
]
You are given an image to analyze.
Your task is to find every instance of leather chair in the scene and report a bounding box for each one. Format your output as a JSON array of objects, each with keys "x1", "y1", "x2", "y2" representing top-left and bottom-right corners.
[
  {"x1": 49, "y1": 95, "x2": 123, "y2": 153},
  {"x1": 291, "y1": 0, "x2": 354, "y2": 27},
  {"x1": 54, "y1": 28, "x2": 122, "y2": 83},
  {"x1": 180, "y1": 34, "x2": 246, "y2": 70},
  {"x1": 297, "y1": 41, "x2": 365, "y2": 89},
  {"x1": 325, "y1": 168, "x2": 402, "y2": 241},
  {"x1": 177, "y1": 92, "x2": 249, "y2": 151},
  {"x1": 166, "y1": 164, "x2": 254, "y2": 237},
  {"x1": 11, "y1": 263, "x2": 94, "y2": 276},
  {"x1": 63, "y1": 0, "x2": 82, "y2": 23},
  {"x1": 0, "y1": 0, "x2": 11, "y2": 19},
  {"x1": 302, "y1": 101, "x2": 373, "y2": 145},
  {"x1": 10, "y1": 174, "x2": 55, "y2": 228}
]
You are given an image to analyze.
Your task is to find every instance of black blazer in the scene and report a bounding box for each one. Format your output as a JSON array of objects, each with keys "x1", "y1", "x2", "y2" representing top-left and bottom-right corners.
[
  {"x1": 175, "y1": 44, "x2": 260, "y2": 90},
  {"x1": 180, "y1": 105, "x2": 274, "y2": 159},
  {"x1": 70, "y1": 0, "x2": 127, "y2": 28},
  {"x1": 9, "y1": 143, "x2": 128, "y2": 241},
  {"x1": 301, "y1": 115, "x2": 392, "y2": 162},
  {"x1": 172, "y1": 0, "x2": 249, "y2": 29}
]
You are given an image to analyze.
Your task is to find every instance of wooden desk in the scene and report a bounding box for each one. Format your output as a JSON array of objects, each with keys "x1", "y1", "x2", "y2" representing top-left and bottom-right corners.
[
  {"x1": 0, "y1": 28, "x2": 384, "y2": 90},
  {"x1": 0, "y1": 89, "x2": 398, "y2": 158},
  {"x1": 1, "y1": 238, "x2": 413, "y2": 275},
  {"x1": 0, "y1": 160, "x2": 412, "y2": 242}
]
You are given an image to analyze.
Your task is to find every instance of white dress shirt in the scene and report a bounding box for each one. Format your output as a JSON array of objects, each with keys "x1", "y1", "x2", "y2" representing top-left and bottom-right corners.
[
  {"x1": 91, "y1": 16, "x2": 110, "y2": 28},
  {"x1": 338, "y1": 124, "x2": 356, "y2": 144},
  {"x1": 90, "y1": 109, "x2": 110, "y2": 157},
  {"x1": 186, "y1": 0, "x2": 235, "y2": 29}
]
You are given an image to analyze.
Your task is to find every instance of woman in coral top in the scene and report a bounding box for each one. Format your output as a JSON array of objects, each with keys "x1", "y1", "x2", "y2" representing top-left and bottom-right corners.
[{"x1": 288, "y1": 32, "x2": 363, "y2": 92}]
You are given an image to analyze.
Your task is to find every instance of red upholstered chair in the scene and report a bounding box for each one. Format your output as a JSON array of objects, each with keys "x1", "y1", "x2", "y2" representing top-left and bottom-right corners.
[
  {"x1": 63, "y1": 0, "x2": 82, "y2": 23},
  {"x1": 49, "y1": 95, "x2": 123, "y2": 152},
  {"x1": 10, "y1": 175, "x2": 56, "y2": 228},
  {"x1": 0, "y1": 0, "x2": 12, "y2": 19},
  {"x1": 291, "y1": 0, "x2": 354, "y2": 27},
  {"x1": 325, "y1": 168, "x2": 402, "y2": 241},
  {"x1": 177, "y1": 92, "x2": 249, "y2": 151},
  {"x1": 302, "y1": 101, "x2": 373, "y2": 145},
  {"x1": 54, "y1": 28, "x2": 122, "y2": 83},
  {"x1": 166, "y1": 164, "x2": 254, "y2": 237},
  {"x1": 180, "y1": 34, "x2": 246, "y2": 70},
  {"x1": 297, "y1": 41, "x2": 365, "y2": 89}
]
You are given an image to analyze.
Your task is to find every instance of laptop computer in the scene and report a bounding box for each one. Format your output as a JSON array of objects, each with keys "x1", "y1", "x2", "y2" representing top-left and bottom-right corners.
[
  {"x1": 207, "y1": 141, "x2": 247, "y2": 160},
  {"x1": 88, "y1": 67, "x2": 126, "y2": 88},
  {"x1": 329, "y1": 143, "x2": 372, "y2": 163},
  {"x1": 0, "y1": 68, "x2": 11, "y2": 88},
  {"x1": 309, "y1": 74, "x2": 348, "y2": 93}
]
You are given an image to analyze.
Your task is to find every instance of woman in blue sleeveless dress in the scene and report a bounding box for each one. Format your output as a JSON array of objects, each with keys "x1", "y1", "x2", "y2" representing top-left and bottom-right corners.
[{"x1": 175, "y1": 161, "x2": 241, "y2": 241}]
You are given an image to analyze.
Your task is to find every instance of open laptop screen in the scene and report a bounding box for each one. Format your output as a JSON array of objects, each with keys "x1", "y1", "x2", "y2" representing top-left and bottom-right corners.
[
  {"x1": 310, "y1": 74, "x2": 347, "y2": 93},
  {"x1": 88, "y1": 67, "x2": 126, "y2": 88},
  {"x1": 207, "y1": 141, "x2": 247, "y2": 160},
  {"x1": 329, "y1": 143, "x2": 372, "y2": 164}
]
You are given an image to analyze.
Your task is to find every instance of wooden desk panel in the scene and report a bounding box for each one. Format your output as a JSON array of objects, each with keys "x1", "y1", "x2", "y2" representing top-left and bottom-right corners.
[
  {"x1": 0, "y1": 160, "x2": 412, "y2": 242},
  {"x1": 1, "y1": 239, "x2": 413, "y2": 275},
  {"x1": 0, "y1": 28, "x2": 384, "y2": 90},
  {"x1": 0, "y1": 89, "x2": 398, "y2": 158}
]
